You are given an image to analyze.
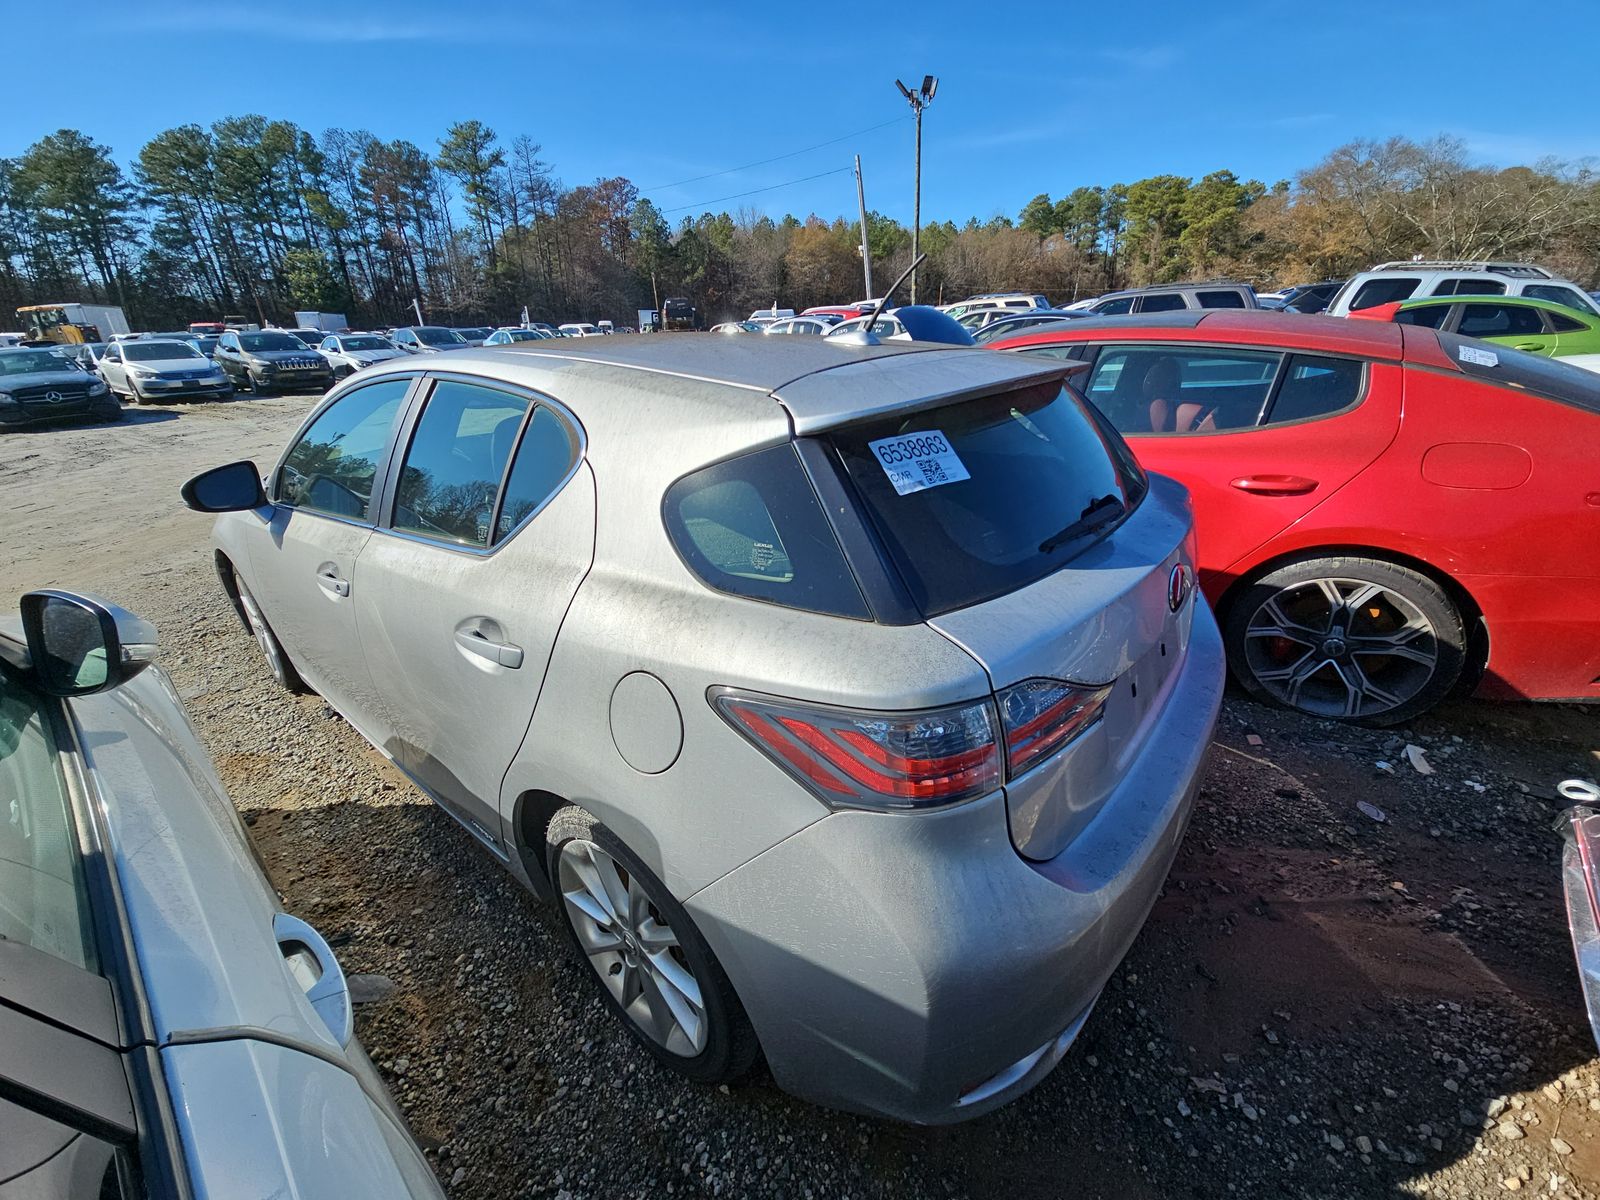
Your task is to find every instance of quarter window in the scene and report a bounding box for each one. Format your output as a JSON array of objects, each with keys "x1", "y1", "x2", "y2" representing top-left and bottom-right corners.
[
  {"x1": 278, "y1": 378, "x2": 410, "y2": 520},
  {"x1": 1083, "y1": 345, "x2": 1280, "y2": 434},
  {"x1": 1196, "y1": 290, "x2": 1247, "y2": 309},
  {"x1": 493, "y1": 405, "x2": 578, "y2": 542},
  {"x1": 1264, "y1": 355, "x2": 1365, "y2": 425},
  {"x1": 663, "y1": 444, "x2": 869, "y2": 619},
  {"x1": 1457, "y1": 304, "x2": 1544, "y2": 338},
  {"x1": 393, "y1": 381, "x2": 529, "y2": 547},
  {"x1": 1548, "y1": 311, "x2": 1587, "y2": 333},
  {"x1": 1349, "y1": 278, "x2": 1420, "y2": 310}
]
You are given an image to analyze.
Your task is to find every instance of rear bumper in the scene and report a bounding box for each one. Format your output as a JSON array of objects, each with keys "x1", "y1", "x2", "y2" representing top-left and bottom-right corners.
[
  {"x1": 686, "y1": 603, "x2": 1225, "y2": 1123},
  {"x1": 1463, "y1": 572, "x2": 1600, "y2": 701}
]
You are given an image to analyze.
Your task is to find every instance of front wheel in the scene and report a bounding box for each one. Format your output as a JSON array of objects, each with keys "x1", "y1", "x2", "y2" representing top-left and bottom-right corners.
[
  {"x1": 1224, "y1": 556, "x2": 1465, "y2": 726},
  {"x1": 546, "y1": 807, "x2": 757, "y2": 1083}
]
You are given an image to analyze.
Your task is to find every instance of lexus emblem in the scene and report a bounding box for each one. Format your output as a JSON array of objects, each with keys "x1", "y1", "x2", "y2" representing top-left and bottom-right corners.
[
  {"x1": 1168, "y1": 563, "x2": 1192, "y2": 612},
  {"x1": 43, "y1": 390, "x2": 63, "y2": 404}
]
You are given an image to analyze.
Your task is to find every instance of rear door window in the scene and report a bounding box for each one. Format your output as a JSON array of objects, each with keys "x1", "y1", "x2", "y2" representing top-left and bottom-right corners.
[
  {"x1": 1457, "y1": 304, "x2": 1543, "y2": 338},
  {"x1": 392, "y1": 380, "x2": 528, "y2": 547},
  {"x1": 1095, "y1": 297, "x2": 1134, "y2": 315},
  {"x1": 1349, "y1": 278, "x2": 1419, "y2": 310},
  {"x1": 1136, "y1": 293, "x2": 1187, "y2": 313},
  {"x1": 1523, "y1": 284, "x2": 1597, "y2": 314},
  {"x1": 1082, "y1": 345, "x2": 1280, "y2": 434},
  {"x1": 663, "y1": 444, "x2": 869, "y2": 619},
  {"x1": 1394, "y1": 304, "x2": 1451, "y2": 330},
  {"x1": 1432, "y1": 278, "x2": 1506, "y2": 296},
  {"x1": 1264, "y1": 355, "x2": 1366, "y2": 425},
  {"x1": 827, "y1": 379, "x2": 1146, "y2": 616},
  {"x1": 1196, "y1": 289, "x2": 1247, "y2": 309}
]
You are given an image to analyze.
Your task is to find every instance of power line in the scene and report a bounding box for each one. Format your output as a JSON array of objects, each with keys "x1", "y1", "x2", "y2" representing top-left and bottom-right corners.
[
  {"x1": 658, "y1": 166, "x2": 855, "y2": 216},
  {"x1": 641, "y1": 117, "x2": 907, "y2": 193}
]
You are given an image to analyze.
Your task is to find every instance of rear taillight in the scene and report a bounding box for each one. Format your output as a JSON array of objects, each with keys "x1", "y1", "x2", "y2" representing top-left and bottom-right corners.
[
  {"x1": 997, "y1": 678, "x2": 1111, "y2": 777},
  {"x1": 712, "y1": 689, "x2": 1002, "y2": 811}
]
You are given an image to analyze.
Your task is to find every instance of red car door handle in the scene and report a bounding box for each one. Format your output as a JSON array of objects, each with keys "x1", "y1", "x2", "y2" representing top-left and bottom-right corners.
[{"x1": 1230, "y1": 474, "x2": 1319, "y2": 496}]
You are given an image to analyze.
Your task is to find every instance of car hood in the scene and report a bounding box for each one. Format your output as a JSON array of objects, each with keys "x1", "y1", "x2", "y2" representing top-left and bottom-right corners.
[
  {"x1": 347, "y1": 349, "x2": 405, "y2": 363},
  {"x1": 247, "y1": 348, "x2": 326, "y2": 364},
  {"x1": 125, "y1": 356, "x2": 215, "y2": 372},
  {"x1": 0, "y1": 368, "x2": 96, "y2": 390}
]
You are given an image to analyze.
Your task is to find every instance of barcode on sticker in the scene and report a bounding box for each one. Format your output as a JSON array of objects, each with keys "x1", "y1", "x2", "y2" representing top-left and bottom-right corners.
[
  {"x1": 867, "y1": 430, "x2": 971, "y2": 496},
  {"x1": 1458, "y1": 344, "x2": 1498, "y2": 367}
]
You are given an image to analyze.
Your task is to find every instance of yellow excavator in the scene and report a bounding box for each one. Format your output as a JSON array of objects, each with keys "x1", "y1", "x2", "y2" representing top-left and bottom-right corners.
[{"x1": 16, "y1": 302, "x2": 129, "y2": 345}]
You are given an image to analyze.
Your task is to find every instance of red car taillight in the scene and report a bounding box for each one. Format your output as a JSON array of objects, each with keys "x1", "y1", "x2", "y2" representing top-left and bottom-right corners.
[
  {"x1": 712, "y1": 689, "x2": 1002, "y2": 811},
  {"x1": 996, "y1": 678, "x2": 1111, "y2": 777}
]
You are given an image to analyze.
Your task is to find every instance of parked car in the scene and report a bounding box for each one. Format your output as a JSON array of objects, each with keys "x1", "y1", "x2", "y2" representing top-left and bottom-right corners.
[
  {"x1": 988, "y1": 310, "x2": 1600, "y2": 723},
  {"x1": 970, "y1": 310, "x2": 1087, "y2": 344},
  {"x1": 57, "y1": 340, "x2": 109, "y2": 372},
  {"x1": 558, "y1": 323, "x2": 604, "y2": 337},
  {"x1": 484, "y1": 328, "x2": 552, "y2": 345},
  {"x1": 0, "y1": 345, "x2": 121, "y2": 428},
  {"x1": 747, "y1": 307, "x2": 796, "y2": 322},
  {"x1": 1350, "y1": 295, "x2": 1600, "y2": 360},
  {"x1": 390, "y1": 326, "x2": 471, "y2": 354},
  {"x1": 711, "y1": 321, "x2": 765, "y2": 334},
  {"x1": 762, "y1": 317, "x2": 832, "y2": 336},
  {"x1": 455, "y1": 327, "x2": 495, "y2": 346},
  {"x1": 318, "y1": 332, "x2": 407, "y2": 379},
  {"x1": 0, "y1": 589, "x2": 443, "y2": 1198},
  {"x1": 98, "y1": 339, "x2": 233, "y2": 404},
  {"x1": 182, "y1": 337, "x2": 1224, "y2": 1123},
  {"x1": 1072, "y1": 284, "x2": 1260, "y2": 315},
  {"x1": 824, "y1": 312, "x2": 908, "y2": 339},
  {"x1": 942, "y1": 294, "x2": 1049, "y2": 320},
  {"x1": 214, "y1": 329, "x2": 335, "y2": 393},
  {"x1": 1276, "y1": 281, "x2": 1343, "y2": 314},
  {"x1": 1325, "y1": 261, "x2": 1600, "y2": 318},
  {"x1": 801, "y1": 305, "x2": 868, "y2": 322},
  {"x1": 282, "y1": 327, "x2": 328, "y2": 349}
]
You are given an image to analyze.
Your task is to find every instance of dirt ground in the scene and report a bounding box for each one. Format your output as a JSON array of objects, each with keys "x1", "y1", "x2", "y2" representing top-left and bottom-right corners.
[{"x1": 3, "y1": 396, "x2": 1599, "y2": 1199}]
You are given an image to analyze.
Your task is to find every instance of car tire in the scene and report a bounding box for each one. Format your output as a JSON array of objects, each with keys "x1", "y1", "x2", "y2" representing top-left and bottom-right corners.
[
  {"x1": 1224, "y1": 555, "x2": 1465, "y2": 727},
  {"x1": 234, "y1": 575, "x2": 306, "y2": 693},
  {"x1": 545, "y1": 806, "x2": 758, "y2": 1084}
]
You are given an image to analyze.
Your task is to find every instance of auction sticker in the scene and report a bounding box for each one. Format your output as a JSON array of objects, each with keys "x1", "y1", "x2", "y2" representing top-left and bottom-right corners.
[
  {"x1": 868, "y1": 430, "x2": 971, "y2": 496},
  {"x1": 1458, "y1": 344, "x2": 1499, "y2": 367}
]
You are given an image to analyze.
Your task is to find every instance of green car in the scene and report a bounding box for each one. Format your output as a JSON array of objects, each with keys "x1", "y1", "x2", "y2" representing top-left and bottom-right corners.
[{"x1": 1383, "y1": 294, "x2": 1600, "y2": 358}]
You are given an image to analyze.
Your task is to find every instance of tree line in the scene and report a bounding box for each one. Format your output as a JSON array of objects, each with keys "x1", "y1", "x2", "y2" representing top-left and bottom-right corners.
[{"x1": 2, "y1": 118, "x2": 1596, "y2": 333}]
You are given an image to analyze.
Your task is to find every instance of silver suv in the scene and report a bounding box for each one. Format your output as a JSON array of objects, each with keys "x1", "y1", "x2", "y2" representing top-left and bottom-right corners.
[
  {"x1": 1326, "y1": 260, "x2": 1600, "y2": 317},
  {"x1": 1073, "y1": 283, "x2": 1258, "y2": 315},
  {"x1": 183, "y1": 337, "x2": 1224, "y2": 1123}
]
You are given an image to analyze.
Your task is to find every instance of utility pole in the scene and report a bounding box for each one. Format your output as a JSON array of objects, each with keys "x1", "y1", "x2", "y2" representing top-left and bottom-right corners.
[
  {"x1": 854, "y1": 155, "x2": 874, "y2": 301},
  {"x1": 895, "y1": 75, "x2": 938, "y2": 305},
  {"x1": 411, "y1": 297, "x2": 424, "y2": 325}
]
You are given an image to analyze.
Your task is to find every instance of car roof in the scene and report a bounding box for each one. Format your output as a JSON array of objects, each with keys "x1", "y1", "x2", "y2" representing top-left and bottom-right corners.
[
  {"x1": 991, "y1": 309, "x2": 1408, "y2": 361},
  {"x1": 1398, "y1": 294, "x2": 1586, "y2": 312}
]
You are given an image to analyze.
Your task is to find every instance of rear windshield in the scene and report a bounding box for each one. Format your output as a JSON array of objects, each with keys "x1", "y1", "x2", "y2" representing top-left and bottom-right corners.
[
  {"x1": 1436, "y1": 332, "x2": 1600, "y2": 415},
  {"x1": 829, "y1": 379, "x2": 1148, "y2": 616}
]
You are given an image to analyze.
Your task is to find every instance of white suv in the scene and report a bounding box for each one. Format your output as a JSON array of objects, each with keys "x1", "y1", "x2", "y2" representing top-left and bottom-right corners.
[{"x1": 1327, "y1": 261, "x2": 1600, "y2": 317}]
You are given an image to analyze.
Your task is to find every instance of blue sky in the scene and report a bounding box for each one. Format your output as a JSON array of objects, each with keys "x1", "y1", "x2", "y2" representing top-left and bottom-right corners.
[{"x1": 8, "y1": 1, "x2": 1596, "y2": 226}]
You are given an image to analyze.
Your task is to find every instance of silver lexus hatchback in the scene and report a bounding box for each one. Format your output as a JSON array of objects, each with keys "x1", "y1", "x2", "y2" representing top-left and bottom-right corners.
[{"x1": 182, "y1": 336, "x2": 1225, "y2": 1123}]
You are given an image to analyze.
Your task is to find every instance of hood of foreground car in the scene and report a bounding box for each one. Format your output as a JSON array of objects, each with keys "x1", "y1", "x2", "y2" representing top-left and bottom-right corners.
[{"x1": 0, "y1": 369, "x2": 98, "y2": 390}]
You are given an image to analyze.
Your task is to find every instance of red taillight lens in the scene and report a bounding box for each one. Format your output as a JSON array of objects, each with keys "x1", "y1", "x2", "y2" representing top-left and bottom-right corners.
[
  {"x1": 713, "y1": 689, "x2": 1002, "y2": 810},
  {"x1": 997, "y1": 678, "x2": 1111, "y2": 777}
]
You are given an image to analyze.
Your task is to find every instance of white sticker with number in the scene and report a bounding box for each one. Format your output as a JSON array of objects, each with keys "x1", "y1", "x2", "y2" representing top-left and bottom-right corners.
[
  {"x1": 868, "y1": 430, "x2": 971, "y2": 496},
  {"x1": 1458, "y1": 344, "x2": 1499, "y2": 367}
]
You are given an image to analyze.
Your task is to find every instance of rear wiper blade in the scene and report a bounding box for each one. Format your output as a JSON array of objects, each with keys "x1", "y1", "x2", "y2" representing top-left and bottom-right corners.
[{"x1": 1038, "y1": 493, "x2": 1125, "y2": 554}]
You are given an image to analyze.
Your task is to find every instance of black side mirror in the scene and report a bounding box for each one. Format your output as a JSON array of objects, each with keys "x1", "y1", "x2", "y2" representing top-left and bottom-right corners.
[
  {"x1": 182, "y1": 460, "x2": 268, "y2": 512},
  {"x1": 20, "y1": 590, "x2": 157, "y2": 697}
]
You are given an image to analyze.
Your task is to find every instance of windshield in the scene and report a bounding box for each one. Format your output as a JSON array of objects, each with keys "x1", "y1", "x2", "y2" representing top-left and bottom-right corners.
[
  {"x1": 0, "y1": 349, "x2": 77, "y2": 375},
  {"x1": 417, "y1": 327, "x2": 467, "y2": 346},
  {"x1": 241, "y1": 332, "x2": 308, "y2": 352},
  {"x1": 125, "y1": 341, "x2": 203, "y2": 362},
  {"x1": 193, "y1": 336, "x2": 219, "y2": 354},
  {"x1": 343, "y1": 335, "x2": 393, "y2": 351},
  {"x1": 829, "y1": 378, "x2": 1147, "y2": 615}
]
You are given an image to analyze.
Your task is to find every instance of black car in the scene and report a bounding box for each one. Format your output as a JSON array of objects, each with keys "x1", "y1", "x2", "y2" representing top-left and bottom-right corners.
[
  {"x1": 0, "y1": 347, "x2": 122, "y2": 430},
  {"x1": 213, "y1": 330, "x2": 335, "y2": 394}
]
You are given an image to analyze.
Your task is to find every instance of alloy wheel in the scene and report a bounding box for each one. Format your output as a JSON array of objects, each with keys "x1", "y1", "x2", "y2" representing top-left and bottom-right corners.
[
  {"x1": 1242, "y1": 577, "x2": 1440, "y2": 720},
  {"x1": 557, "y1": 837, "x2": 708, "y2": 1057}
]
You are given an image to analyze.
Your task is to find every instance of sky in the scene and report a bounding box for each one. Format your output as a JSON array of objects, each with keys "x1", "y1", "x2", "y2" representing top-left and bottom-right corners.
[{"x1": 6, "y1": 1, "x2": 1597, "y2": 227}]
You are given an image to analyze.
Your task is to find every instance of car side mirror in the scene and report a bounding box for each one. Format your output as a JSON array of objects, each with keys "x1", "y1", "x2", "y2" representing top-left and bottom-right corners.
[
  {"x1": 20, "y1": 590, "x2": 156, "y2": 697},
  {"x1": 182, "y1": 460, "x2": 268, "y2": 512}
]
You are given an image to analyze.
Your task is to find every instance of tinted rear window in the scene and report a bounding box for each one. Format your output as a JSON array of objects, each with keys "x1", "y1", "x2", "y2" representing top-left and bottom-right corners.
[
  {"x1": 1436, "y1": 332, "x2": 1600, "y2": 415},
  {"x1": 829, "y1": 380, "x2": 1147, "y2": 616},
  {"x1": 664, "y1": 444, "x2": 870, "y2": 620}
]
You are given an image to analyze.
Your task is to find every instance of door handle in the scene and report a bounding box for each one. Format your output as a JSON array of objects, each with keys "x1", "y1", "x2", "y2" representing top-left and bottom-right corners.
[
  {"x1": 1229, "y1": 474, "x2": 1319, "y2": 497},
  {"x1": 455, "y1": 628, "x2": 524, "y2": 668},
  {"x1": 316, "y1": 568, "x2": 350, "y2": 597},
  {"x1": 274, "y1": 913, "x2": 352, "y2": 1046},
  {"x1": 1513, "y1": 342, "x2": 1543, "y2": 352}
]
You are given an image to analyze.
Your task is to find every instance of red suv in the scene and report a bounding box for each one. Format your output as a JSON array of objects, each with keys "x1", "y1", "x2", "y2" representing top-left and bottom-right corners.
[{"x1": 989, "y1": 311, "x2": 1600, "y2": 724}]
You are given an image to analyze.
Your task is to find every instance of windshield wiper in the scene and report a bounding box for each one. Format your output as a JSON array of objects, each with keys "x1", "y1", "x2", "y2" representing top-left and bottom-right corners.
[{"x1": 1038, "y1": 493, "x2": 1125, "y2": 554}]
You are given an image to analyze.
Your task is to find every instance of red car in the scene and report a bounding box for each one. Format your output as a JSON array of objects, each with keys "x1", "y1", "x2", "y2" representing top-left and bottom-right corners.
[{"x1": 989, "y1": 311, "x2": 1600, "y2": 724}]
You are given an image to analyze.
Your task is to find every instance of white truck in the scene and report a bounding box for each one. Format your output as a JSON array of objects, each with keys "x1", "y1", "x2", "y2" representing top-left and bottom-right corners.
[{"x1": 293, "y1": 311, "x2": 349, "y2": 333}]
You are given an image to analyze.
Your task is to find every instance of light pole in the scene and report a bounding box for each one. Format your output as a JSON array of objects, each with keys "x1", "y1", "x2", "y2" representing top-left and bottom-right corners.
[{"x1": 895, "y1": 74, "x2": 937, "y2": 305}]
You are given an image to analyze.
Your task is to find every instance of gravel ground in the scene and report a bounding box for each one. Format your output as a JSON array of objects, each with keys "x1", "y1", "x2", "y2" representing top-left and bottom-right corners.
[{"x1": 3, "y1": 397, "x2": 1599, "y2": 1199}]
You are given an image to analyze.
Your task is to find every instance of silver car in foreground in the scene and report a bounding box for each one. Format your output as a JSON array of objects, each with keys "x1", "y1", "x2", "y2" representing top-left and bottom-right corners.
[
  {"x1": 0, "y1": 590, "x2": 441, "y2": 1197},
  {"x1": 183, "y1": 335, "x2": 1224, "y2": 1123}
]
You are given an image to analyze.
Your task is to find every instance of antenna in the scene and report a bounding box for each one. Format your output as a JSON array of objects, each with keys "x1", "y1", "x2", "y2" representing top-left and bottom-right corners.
[{"x1": 864, "y1": 253, "x2": 926, "y2": 334}]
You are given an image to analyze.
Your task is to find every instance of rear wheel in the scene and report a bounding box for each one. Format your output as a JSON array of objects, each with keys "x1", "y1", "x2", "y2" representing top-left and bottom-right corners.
[
  {"x1": 234, "y1": 575, "x2": 305, "y2": 693},
  {"x1": 546, "y1": 807, "x2": 756, "y2": 1083},
  {"x1": 1224, "y1": 556, "x2": 1465, "y2": 726}
]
